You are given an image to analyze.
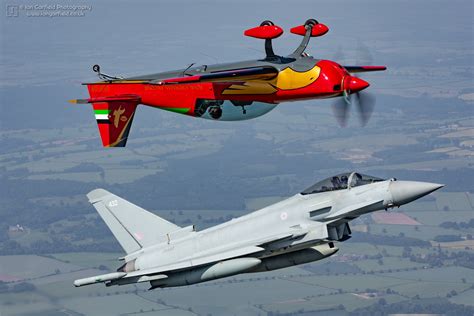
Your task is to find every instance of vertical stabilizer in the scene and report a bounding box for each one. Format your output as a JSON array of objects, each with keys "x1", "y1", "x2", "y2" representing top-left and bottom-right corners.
[
  {"x1": 87, "y1": 189, "x2": 180, "y2": 254},
  {"x1": 91, "y1": 99, "x2": 139, "y2": 147}
]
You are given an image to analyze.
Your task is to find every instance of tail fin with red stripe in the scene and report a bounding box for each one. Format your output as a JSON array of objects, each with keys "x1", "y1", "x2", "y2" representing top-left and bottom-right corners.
[{"x1": 70, "y1": 95, "x2": 140, "y2": 147}]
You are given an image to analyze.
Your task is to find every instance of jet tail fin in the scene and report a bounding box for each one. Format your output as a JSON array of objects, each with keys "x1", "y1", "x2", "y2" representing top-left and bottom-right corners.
[
  {"x1": 87, "y1": 189, "x2": 180, "y2": 254},
  {"x1": 69, "y1": 94, "x2": 140, "y2": 147}
]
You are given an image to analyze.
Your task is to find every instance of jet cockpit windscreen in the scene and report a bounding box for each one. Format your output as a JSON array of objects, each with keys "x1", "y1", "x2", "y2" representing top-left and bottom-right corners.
[{"x1": 301, "y1": 172, "x2": 384, "y2": 195}]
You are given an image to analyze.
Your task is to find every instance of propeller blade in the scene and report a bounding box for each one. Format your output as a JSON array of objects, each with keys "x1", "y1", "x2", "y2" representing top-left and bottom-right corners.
[
  {"x1": 356, "y1": 40, "x2": 373, "y2": 65},
  {"x1": 355, "y1": 92, "x2": 375, "y2": 126},
  {"x1": 332, "y1": 97, "x2": 350, "y2": 127},
  {"x1": 333, "y1": 45, "x2": 346, "y2": 63}
]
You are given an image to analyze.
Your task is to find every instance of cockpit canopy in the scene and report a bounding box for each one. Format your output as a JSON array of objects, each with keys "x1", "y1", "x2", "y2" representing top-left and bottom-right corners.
[{"x1": 301, "y1": 172, "x2": 384, "y2": 195}]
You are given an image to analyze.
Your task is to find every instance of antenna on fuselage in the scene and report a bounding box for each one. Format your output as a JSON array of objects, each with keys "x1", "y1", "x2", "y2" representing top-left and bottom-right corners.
[
  {"x1": 92, "y1": 64, "x2": 123, "y2": 82},
  {"x1": 182, "y1": 63, "x2": 196, "y2": 76}
]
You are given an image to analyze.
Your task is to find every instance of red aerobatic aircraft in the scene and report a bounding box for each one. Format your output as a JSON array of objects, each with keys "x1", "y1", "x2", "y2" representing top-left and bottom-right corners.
[{"x1": 70, "y1": 19, "x2": 386, "y2": 147}]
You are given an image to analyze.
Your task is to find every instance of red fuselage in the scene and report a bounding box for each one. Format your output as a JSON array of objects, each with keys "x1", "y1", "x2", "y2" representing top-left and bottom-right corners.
[{"x1": 86, "y1": 60, "x2": 368, "y2": 118}]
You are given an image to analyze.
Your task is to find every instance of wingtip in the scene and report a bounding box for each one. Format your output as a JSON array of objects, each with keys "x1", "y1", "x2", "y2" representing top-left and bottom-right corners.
[
  {"x1": 365, "y1": 66, "x2": 387, "y2": 71},
  {"x1": 87, "y1": 188, "x2": 112, "y2": 202}
]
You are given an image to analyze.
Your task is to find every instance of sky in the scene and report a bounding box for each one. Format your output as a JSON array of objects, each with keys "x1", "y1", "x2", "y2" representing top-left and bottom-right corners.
[{"x1": 0, "y1": 0, "x2": 472, "y2": 133}]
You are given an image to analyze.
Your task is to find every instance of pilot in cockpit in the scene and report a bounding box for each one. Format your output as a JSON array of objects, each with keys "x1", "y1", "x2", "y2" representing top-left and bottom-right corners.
[
  {"x1": 301, "y1": 172, "x2": 384, "y2": 195},
  {"x1": 331, "y1": 176, "x2": 341, "y2": 189},
  {"x1": 340, "y1": 175, "x2": 348, "y2": 185}
]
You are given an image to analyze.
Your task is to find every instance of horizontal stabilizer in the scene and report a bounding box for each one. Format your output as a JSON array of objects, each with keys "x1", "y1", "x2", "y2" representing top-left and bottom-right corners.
[
  {"x1": 343, "y1": 66, "x2": 387, "y2": 73},
  {"x1": 68, "y1": 95, "x2": 141, "y2": 104}
]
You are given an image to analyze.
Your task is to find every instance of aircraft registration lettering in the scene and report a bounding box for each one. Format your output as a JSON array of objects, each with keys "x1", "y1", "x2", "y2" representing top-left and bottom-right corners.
[{"x1": 108, "y1": 200, "x2": 118, "y2": 207}]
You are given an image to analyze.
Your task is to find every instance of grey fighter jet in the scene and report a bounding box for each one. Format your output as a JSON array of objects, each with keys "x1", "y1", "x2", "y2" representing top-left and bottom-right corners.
[{"x1": 74, "y1": 172, "x2": 443, "y2": 289}]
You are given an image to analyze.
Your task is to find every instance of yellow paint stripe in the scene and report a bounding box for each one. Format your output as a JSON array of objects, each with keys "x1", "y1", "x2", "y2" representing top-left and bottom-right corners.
[{"x1": 275, "y1": 65, "x2": 321, "y2": 90}]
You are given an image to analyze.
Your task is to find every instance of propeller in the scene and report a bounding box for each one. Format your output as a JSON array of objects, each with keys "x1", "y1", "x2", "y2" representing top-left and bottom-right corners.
[
  {"x1": 355, "y1": 91, "x2": 375, "y2": 126},
  {"x1": 332, "y1": 77, "x2": 375, "y2": 127},
  {"x1": 352, "y1": 41, "x2": 376, "y2": 126},
  {"x1": 332, "y1": 41, "x2": 378, "y2": 127},
  {"x1": 332, "y1": 96, "x2": 350, "y2": 127}
]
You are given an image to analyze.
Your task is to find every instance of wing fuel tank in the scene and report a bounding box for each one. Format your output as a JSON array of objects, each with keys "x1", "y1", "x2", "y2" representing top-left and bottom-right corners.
[
  {"x1": 251, "y1": 243, "x2": 338, "y2": 273},
  {"x1": 150, "y1": 257, "x2": 261, "y2": 288}
]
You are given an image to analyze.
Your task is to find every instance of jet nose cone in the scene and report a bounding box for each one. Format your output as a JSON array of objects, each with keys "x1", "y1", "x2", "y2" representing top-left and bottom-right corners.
[
  {"x1": 390, "y1": 181, "x2": 444, "y2": 206},
  {"x1": 347, "y1": 76, "x2": 370, "y2": 93}
]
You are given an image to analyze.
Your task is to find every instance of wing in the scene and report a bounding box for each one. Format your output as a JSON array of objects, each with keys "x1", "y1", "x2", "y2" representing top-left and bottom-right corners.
[
  {"x1": 79, "y1": 244, "x2": 265, "y2": 287},
  {"x1": 123, "y1": 225, "x2": 320, "y2": 278},
  {"x1": 151, "y1": 66, "x2": 279, "y2": 85},
  {"x1": 73, "y1": 224, "x2": 325, "y2": 288}
]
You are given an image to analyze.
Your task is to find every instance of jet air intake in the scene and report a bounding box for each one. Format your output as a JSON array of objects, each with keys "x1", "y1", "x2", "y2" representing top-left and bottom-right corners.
[{"x1": 327, "y1": 222, "x2": 352, "y2": 241}]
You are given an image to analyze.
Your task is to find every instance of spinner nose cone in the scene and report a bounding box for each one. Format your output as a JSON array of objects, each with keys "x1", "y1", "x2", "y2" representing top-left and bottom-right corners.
[
  {"x1": 390, "y1": 181, "x2": 444, "y2": 206},
  {"x1": 347, "y1": 76, "x2": 370, "y2": 93}
]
